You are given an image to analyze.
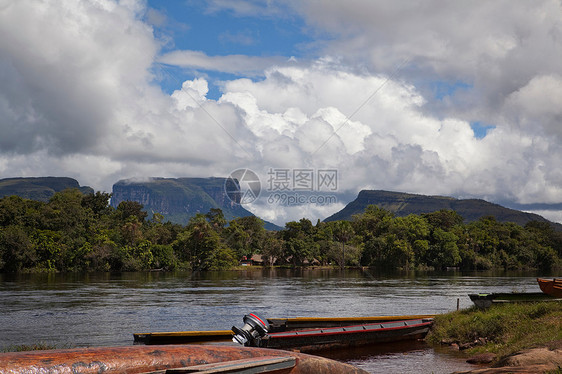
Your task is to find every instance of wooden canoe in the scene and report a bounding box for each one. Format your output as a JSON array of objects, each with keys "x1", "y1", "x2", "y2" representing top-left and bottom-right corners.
[
  {"x1": 537, "y1": 278, "x2": 562, "y2": 298},
  {"x1": 468, "y1": 292, "x2": 561, "y2": 309},
  {"x1": 0, "y1": 345, "x2": 369, "y2": 374},
  {"x1": 133, "y1": 315, "x2": 436, "y2": 345},
  {"x1": 257, "y1": 318, "x2": 434, "y2": 353}
]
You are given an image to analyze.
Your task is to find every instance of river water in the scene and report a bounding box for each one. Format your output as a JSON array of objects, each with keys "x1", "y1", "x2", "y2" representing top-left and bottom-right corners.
[{"x1": 0, "y1": 269, "x2": 547, "y2": 373}]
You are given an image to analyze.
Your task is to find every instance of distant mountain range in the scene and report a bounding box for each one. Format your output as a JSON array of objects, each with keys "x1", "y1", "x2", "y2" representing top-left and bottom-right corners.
[
  {"x1": 325, "y1": 190, "x2": 562, "y2": 230},
  {"x1": 110, "y1": 177, "x2": 281, "y2": 230},
  {"x1": 0, "y1": 177, "x2": 93, "y2": 201},
  {"x1": 2, "y1": 177, "x2": 560, "y2": 231}
]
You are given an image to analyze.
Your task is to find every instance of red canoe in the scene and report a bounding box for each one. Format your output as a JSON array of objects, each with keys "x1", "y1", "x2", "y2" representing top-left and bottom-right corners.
[
  {"x1": 537, "y1": 278, "x2": 562, "y2": 298},
  {"x1": 0, "y1": 345, "x2": 368, "y2": 374}
]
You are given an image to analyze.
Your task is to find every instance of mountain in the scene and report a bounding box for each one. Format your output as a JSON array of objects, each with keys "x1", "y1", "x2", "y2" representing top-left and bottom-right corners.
[
  {"x1": 0, "y1": 177, "x2": 94, "y2": 201},
  {"x1": 111, "y1": 177, "x2": 281, "y2": 230},
  {"x1": 325, "y1": 190, "x2": 562, "y2": 229}
]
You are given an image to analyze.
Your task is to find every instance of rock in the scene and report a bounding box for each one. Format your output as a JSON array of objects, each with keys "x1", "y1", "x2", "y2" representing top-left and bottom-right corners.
[
  {"x1": 467, "y1": 353, "x2": 497, "y2": 364},
  {"x1": 441, "y1": 338, "x2": 456, "y2": 345},
  {"x1": 454, "y1": 347, "x2": 562, "y2": 373},
  {"x1": 453, "y1": 364, "x2": 560, "y2": 373},
  {"x1": 477, "y1": 337, "x2": 488, "y2": 346},
  {"x1": 499, "y1": 347, "x2": 562, "y2": 367}
]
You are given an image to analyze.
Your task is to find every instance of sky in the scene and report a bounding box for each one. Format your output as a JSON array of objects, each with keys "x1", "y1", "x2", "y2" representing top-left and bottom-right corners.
[{"x1": 1, "y1": 0, "x2": 562, "y2": 226}]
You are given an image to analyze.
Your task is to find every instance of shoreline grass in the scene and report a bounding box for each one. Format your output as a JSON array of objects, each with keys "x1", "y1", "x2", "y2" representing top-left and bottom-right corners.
[
  {"x1": 426, "y1": 301, "x2": 562, "y2": 360},
  {"x1": 1, "y1": 342, "x2": 64, "y2": 353}
]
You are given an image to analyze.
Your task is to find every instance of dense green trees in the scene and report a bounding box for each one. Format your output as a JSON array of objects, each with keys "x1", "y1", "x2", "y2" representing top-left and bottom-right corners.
[{"x1": 0, "y1": 190, "x2": 561, "y2": 273}]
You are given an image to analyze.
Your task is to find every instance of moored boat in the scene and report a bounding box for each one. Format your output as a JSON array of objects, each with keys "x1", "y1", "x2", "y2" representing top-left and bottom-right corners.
[
  {"x1": 229, "y1": 313, "x2": 433, "y2": 353},
  {"x1": 0, "y1": 344, "x2": 369, "y2": 374},
  {"x1": 133, "y1": 314, "x2": 436, "y2": 345},
  {"x1": 468, "y1": 292, "x2": 561, "y2": 309},
  {"x1": 254, "y1": 318, "x2": 434, "y2": 353},
  {"x1": 537, "y1": 278, "x2": 562, "y2": 298}
]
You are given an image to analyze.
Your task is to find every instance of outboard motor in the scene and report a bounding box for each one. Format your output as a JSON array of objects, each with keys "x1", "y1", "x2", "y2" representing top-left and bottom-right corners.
[{"x1": 232, "y1": 313, "x2": 269, "y2": 347}]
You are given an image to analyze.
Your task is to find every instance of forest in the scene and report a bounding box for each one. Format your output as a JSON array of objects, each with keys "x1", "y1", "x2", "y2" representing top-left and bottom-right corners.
[{"x1": 0, "y1": 189, "x2": 561, "y2": 273}]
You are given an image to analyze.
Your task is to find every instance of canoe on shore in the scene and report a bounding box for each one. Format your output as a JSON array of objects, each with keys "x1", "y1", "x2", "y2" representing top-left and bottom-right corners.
[
  {"x1": 133, "y1": 314, "x2": 436, "y2": 346},
  {"x1": 537, "y1": 278, "x2": 562, "y2": 298},
  {"x1": 0, "y1": 345, "x2": 369, "y2": 374},
  {"x1": 468, "y1": 292, "x2": 561, "y2": 309}
]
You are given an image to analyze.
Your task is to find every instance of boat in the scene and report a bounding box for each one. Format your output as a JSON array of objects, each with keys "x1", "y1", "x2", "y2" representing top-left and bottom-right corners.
[
  {"x1": 468, "y1": 292, "x2": 561, "y2": 309},
  {"x1": 0, "y1": 344, "x2": 369, "y2": 374},
  {"x1": 251, "y1": 318, "x2": 434, "y2": 352},
  {"x1": 537, "y1": 278, "x2": 562, "y2": 298},
  {"x1": 133, "y1": 314, "x2": 436, "y2": 346},
  {"x1": 230, "y1": 313, "x2": 432, "y2": 353}
]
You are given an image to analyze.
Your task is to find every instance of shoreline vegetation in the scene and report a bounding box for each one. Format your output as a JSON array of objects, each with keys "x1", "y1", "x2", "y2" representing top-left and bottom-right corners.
[
  {"x1": 426, "y1": 302, "x2": 562, "y2": 373},
  {"x1": 1, "y1": 189, "x2": 561, "y2": 274}
]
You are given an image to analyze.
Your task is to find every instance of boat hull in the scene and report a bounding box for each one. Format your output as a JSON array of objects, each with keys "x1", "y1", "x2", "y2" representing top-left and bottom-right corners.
[
  {"x1": 259, "y1": 319, "x2": 433, "y2": 353},
  {"x1": 468, "y1": 292, "x2": 560, "y2": 309},
  {"x1": 0, "y1": 345, "x2": 368, "y2": 374},
  {"x1": 537, "y1": 278, "x2": 562, "y2": 298}
]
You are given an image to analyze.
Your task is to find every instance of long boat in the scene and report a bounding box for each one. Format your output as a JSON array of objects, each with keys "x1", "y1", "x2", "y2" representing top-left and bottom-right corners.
[
  {"x1": 537, "y1": 278, "x2": 562, "y2": 298},
  {"x1": 255, "y1": 318, "x2": 433, "y2": 353},
  {"x1": 468, "y1": 292, "x2": 561, "y2": 309},
  {"x1": 0, "y1": 345, "x2": 369, "y2": 374},
  {"x1": 133, "y1": 314, "x2": 436, "y2": 346}
]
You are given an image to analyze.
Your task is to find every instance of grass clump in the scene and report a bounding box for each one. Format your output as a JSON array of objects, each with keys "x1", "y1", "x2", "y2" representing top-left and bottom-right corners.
[
  {"x1": 2, "y1": 342, "x2": 62, "y2": 353},
  {"x1": 426, "y1": 301, "x2": 562, "y2": 359}
]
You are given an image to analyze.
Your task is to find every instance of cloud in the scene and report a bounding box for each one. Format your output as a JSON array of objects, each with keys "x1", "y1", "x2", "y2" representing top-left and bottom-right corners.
[
  {"x1": 291, "y1": 0, "x2": 562, "y2": 121},
  {"x1": 157, "y1": 50, "x2": 286, "y2": 76},
  {"x1": 0, "y1": 0, "x2": 157, "y2": 155},
  {"x1": 218, "y1": 29, "x2": 258, "y2": 46},
  {"x1": 1, "y1": 0, "x2": 562, "y2": 225}
]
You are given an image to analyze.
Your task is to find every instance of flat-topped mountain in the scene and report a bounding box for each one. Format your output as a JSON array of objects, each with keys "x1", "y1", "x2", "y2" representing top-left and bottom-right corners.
[
  {"x1": 0, "y1": 177, "x2": 94, "y2": 201},
  {"x1": 325, "y1": 190, "x2": 561, "y2": 229},
  {"x1": 111, "y1": 177, "x2": 280, "y2": 229}
]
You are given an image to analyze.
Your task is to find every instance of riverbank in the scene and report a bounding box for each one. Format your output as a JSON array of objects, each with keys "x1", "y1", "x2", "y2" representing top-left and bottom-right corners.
[{"x1": 426, "y1": 301, "x2": 562, "y2": 373}]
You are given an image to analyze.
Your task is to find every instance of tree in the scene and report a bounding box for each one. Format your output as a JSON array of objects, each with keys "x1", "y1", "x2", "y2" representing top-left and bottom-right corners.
[
  {"x1": 0, "y1": 225, "x2": 35, "y2": 272},
  {"x1": 116, "y1": 201, "x2": 147, "y2": 223},
  {"x1": 81, "y1": 191, "x2": 112, "y2": 218},
  {"x1": 332, "y1": 221, "x2": 354, "y2": 268},
  {"x1": 180, "y1": 214, "x2": 236, "y2": 271},
  {"x1": 261, "y1": 232, "x2": 284, "y2": 266},
  {"x1": 281, "y1": 219, "x2": 318, "y2": 266},
  {"x1": 205, "y1": 208, "x2": 226, "y2": 231},
  {"x1": 425, "y1": 228, "x2": 461, "y2": 270},
  {"x1": 352, "y1": 205, "x2": 394, "y2": 240},
  {"x1": 422, "y1": 210, "x2": 464, "y2": 229}
]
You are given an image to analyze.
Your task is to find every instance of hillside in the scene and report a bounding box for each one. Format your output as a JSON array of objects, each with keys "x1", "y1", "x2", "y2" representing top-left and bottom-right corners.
[
  {"x1": 325, "y1": 190, "x2": 562, "y2": 229},
  {"x1": 0, "y1": 177, "x2": 94, "y2": 201},
  {"x1": 111, "y1": 177, "x2": 280, "y2": 229}
]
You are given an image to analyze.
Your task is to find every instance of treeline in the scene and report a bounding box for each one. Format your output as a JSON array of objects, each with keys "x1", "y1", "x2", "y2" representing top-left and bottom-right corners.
[{"x1": 0, "y1": 189, "x2": 561, "y2": 273}]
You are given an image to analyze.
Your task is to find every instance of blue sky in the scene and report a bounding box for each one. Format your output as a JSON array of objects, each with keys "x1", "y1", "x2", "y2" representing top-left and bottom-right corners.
[
  {"x1": 2, "y1": 0, "x2": 562, "y2": 224},
  {"x1": 147, "y1": 0, "x2": 315, "y2": 98}
]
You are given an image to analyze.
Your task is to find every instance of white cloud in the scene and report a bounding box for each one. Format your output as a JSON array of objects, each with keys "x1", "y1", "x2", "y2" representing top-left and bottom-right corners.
[{"x1": 157, "y1": 50, "x2": 286, "y2": 76}]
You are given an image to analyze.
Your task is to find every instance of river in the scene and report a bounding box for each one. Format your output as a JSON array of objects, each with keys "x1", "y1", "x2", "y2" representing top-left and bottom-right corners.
[{"x1": 0, "y1": 269, "x2": 547, "y2": 373}]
